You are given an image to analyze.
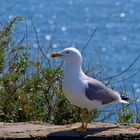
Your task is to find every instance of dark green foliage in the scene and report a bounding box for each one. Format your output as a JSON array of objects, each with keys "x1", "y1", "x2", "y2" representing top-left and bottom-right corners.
[
  {"x1": 117, "y1": 105, "x2": 135, "y2": 124},
  {"x1": 0, "y1": 16, "x2": 23, "y2": 73},
  {"x1": 52, "y1": 92, "x2": 81, "y2": 124},
  {"x1": 0, "y1": 17, "x2": 46, "y2": 122}
]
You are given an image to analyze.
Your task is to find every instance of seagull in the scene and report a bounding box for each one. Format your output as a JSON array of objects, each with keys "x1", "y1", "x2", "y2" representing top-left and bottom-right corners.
[{"x1": 51, "y1": 47, "x2": 129, "y2": 131}]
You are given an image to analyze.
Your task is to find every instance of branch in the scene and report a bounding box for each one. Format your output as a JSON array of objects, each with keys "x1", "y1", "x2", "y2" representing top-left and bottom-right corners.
[
  {"x1": 102, "y1": 53, "x2": 140, "y2": 81},
  {"x1": 0, "y1": 2, "x2": 17, "y2": 17},
  {"x1": 91, "y1": 41, "x2": 102, "y2": 80},
  {"x1": 81, "y1": 27, "x2": 98, "y2": 54},
  {"x1": 110, "y1": 69, "x2": 140, "y2": 84},
  {"x1": 31, "y1": 19, "x2": 52, "y2": 68},
  {"x1": 45, "y1": 29, "x2": 56, "y2": 54},
  {"x1": 95, "y1": 112, "x2": 115, "y2": 122}
]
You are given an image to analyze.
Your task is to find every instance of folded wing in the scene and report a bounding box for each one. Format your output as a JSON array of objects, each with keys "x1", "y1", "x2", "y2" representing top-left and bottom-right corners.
[{"x1": 85, "y1": 79, "x2": 120, "y2": 105}]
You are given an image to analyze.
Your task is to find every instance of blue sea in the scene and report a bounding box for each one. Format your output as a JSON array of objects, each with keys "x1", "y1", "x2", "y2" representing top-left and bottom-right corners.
[{"x1": 0, "y1": 0, "x2": 140, "y2": 122}]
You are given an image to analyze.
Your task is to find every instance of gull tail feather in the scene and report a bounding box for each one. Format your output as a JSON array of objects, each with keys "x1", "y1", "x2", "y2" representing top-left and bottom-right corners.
[
  {"x1": 119, "y1": 92, "x2": 130, "y2": 104},
  {"x1": 120, "y1": 100, "x2": 129, "y2": 104}
]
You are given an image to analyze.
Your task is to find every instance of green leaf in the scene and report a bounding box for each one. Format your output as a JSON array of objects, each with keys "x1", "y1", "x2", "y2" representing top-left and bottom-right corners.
[{"x1": 10, "y1": 46, "x2": 31, "y2": 52}]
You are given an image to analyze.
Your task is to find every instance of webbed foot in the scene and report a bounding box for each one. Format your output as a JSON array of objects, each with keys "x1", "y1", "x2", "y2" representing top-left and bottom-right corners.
[{"x1": 75, "y1": 126, "x2": 87, "y2": 132}]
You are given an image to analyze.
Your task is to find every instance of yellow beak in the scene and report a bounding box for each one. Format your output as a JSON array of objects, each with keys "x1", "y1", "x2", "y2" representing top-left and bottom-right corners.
[{"x1": 51, "y1": 52, "x2": 63, "y2": 57}]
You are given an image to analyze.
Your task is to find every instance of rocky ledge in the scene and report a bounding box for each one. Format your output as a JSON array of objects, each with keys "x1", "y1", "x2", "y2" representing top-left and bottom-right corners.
[{"x1": 0, "y1": 122, "x2": 140, "y2": 140}]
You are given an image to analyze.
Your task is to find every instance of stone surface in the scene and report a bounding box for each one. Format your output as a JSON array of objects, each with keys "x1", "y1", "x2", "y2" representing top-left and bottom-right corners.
[{"x1": 0, "y1": 122, "x2": 140, "y2": 139}]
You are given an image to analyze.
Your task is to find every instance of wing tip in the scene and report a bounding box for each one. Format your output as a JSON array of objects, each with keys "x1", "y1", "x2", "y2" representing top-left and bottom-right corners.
[{"x1": 120, "y1": 100, "x2": 129, "y2": 104}]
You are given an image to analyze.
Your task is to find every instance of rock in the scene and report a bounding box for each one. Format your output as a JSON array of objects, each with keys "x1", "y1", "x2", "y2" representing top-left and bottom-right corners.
[{"x1": 0, "y1": 122, "x2": 140, "y2": 139}]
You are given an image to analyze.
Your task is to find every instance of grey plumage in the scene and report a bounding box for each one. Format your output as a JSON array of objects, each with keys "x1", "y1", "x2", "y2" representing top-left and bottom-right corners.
[{"x1": 85, "y1": 79, "x2": 120, "y2": 105}]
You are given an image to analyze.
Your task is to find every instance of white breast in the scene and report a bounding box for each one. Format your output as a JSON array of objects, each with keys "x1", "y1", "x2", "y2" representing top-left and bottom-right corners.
[
  {"x1": 63, "y1": 64, "x2": 103, "y2": 110},
  {"x1": 63, "y1": 73, "x2": 85, "y2": 107}
]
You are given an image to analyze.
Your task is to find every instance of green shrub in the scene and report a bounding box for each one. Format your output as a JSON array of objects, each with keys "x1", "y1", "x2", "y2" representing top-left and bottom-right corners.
[
  {"x1": 0, "y1": 16, "x2": 100, "y2": 123},
  {"x1": 117, "y1": 105, "x2": 135, "y2": 124}
]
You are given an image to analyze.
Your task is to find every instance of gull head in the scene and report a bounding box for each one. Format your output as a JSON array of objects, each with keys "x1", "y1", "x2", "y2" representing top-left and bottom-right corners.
[{"x1": 51, "y1": 47, "x2": 82, "y2": 65}]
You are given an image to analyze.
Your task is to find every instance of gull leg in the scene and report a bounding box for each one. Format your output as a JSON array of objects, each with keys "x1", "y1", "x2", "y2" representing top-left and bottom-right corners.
[
  {"x1": 81, "y1": 109, "x2": 85, "y2": 127},
  {"x1": 75, "y1": 109, "x2": 87, "y2": 131},
  {"x1": 85, "y1": 111, "x2": 90, "y2": 129}
]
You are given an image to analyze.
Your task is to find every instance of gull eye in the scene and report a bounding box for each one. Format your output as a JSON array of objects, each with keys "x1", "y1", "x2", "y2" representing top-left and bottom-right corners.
[{"x1": 66, "y1": 51, "x2": 69, "y2": 54}]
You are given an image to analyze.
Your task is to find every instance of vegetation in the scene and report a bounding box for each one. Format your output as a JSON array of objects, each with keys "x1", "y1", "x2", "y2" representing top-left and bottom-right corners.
[
  {"x1": 0, "y1": 16, "x2": 99, "y2": 124},
  {"x1": 0, "y1": 16, "x2": 139, "y2": 125}
]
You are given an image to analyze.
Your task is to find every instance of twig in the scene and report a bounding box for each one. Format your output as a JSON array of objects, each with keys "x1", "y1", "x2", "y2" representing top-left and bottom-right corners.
[
  {"x1": 96, "y1": 112, "x2": 115, "y2": 122},
  {"x1": 25, "y1": 20, "x2": 28, "y2": 46},
  {"x1": 31, "y1": 18, "x2": 52, "y2": 68},
  {"x1": 131, "y1": 85, "x2": 139, "y2": 123},
  {"x1": 102, "y1": 53, "x2": 140, "y2": 81},
  {"x1": 0, "y1": 2, "x2": 17, "y2": 17},
  {"x1": 99, "y1": 104, "x2": 129, "y2": 113},
  {"x1": 45, "y1": 28, "x2": 56, "y2": 54},
  {"x1": 91, "y1": 41, "x2": 102, "y2": 80},
  {"x1": 110, "y1": 70, "x2": 140, "y2": 84},
  {"x1": 81, "y1": 27, "x2": 98, "y2": 54},
  {"x1": 17, "y1": 31, "x2": 33, "y2": 46}
]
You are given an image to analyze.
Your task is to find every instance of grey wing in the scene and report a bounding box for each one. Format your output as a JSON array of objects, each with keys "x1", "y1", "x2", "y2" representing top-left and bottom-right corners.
[{"x1": 85, "y1": 79, "x2": 120, "y2": 104}]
